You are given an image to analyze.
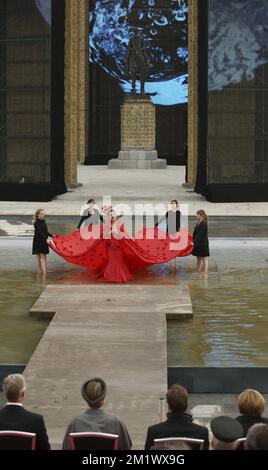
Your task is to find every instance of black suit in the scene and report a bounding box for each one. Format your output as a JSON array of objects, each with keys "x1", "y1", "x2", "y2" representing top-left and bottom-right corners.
[
  {"x1": 236, "y1": 415, "x2": 268, "y2": 436},
  {"x1": 0, "y1": 405, "x2": 50, "y2": 450},
  {"x1": 145, "y1": 412, "x2": 209, "y2": 450}
]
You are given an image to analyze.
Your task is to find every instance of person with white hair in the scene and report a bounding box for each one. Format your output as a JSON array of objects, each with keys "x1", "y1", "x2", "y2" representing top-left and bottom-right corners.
[
  {"x1": 210, "y1": 416, "x2": 243, "y2": 450},
  {"x1": 245, "y1": 423, "x2": 268, "y2": 450},
  {"x1": 0, "y1": 374, "x2": 50, "y2": 450}
]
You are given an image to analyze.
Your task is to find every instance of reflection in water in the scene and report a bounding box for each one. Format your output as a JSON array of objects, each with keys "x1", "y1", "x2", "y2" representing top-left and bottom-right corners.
[
  {"x1": 0, "y1": 239, "x2": 268, "y2": 367},
  {"x1": 168, "y1": 268, "x2": 268, "y2": 367}
]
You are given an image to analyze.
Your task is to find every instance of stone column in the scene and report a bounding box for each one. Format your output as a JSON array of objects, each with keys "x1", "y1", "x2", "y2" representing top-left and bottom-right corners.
[
  {"x1": 64, "y1": 0, "x2": 88, "y2": 186},
  {"x1": 108, "y1": 97, "x2": 167, "y2": 169},
  {"x1": 187, "y1": 0, "x2": 199, "y2": 185},
  {"x1": 77, "y1": 0, "x2": 89, "y2": 163}
]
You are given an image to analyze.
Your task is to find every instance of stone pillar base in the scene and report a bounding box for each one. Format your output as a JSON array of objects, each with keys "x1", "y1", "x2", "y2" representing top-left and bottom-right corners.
[
  {"x1": 109, "y1": 149, "x2": 167, "y2": 169},
  {"x1": 119, "y1": 149, "x2": 158, "y2": 160},
  {"x1": 108, "y1": 158, "x2": 167, "y2": 169},
  {"x1": 108, "y1": 96, "x2": 166, "y2": 169}
]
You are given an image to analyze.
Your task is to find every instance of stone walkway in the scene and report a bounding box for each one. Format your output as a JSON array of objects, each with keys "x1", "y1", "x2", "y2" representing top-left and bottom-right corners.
[
  {"x1": 0, "y1": 165, "x2": 268, "y2": 216},
  {"x1": 24, "y1": 284, "x2": 192, "y2": 449}
]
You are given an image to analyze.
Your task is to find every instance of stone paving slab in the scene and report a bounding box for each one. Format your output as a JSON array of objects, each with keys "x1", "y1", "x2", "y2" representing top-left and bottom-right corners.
[
  {"x1": 24, "y1": 285, "x2": 193, "y2": 449},
  {"x1": 0, "y1": 166, "x2": 268, "y2": 216}
]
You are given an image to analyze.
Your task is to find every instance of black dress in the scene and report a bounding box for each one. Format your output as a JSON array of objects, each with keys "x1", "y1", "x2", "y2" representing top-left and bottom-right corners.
[
  {"x1": 77, "y1": 210, "x2": 104, "y2": 229},
  {"x1": 32, "y1": 219, "x2": 52, "y2": 255},
  {"x1": 155, "y1": 210, "x2": 181, "y2": 235},
  {"x1": 192, "y1": 221, "x2": 210, "y2": 257}
]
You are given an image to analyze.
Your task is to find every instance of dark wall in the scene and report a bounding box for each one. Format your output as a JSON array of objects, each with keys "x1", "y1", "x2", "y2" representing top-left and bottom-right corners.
[
  {"x1": 195, "y1": 0, "x2": 268, "y2": 202},
  {"x1": 0, "y1": 0, "x2": 66, "y2": 201}
]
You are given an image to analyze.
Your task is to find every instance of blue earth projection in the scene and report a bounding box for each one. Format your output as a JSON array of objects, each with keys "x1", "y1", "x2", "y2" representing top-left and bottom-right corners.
[
  {"x1": 89, "y1": 0, "x2": 188, "y2": 106},
  {"x1": 35, "y1": 0, "x2": 268, "y2": 104},
  {"x1": 209, "y1": 0, "x2": 268, "y2": 91}
]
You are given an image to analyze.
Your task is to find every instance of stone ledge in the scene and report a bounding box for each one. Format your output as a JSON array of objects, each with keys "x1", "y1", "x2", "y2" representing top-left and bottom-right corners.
[{"x1": 108, "y1": 159, "x2": 167, "y2": 169}]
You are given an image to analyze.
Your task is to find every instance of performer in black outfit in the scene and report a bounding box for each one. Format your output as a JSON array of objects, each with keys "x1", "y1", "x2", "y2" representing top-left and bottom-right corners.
[
  {"x1": 77, "y1": 198, "x2": 104, "y2": 229},
  {"x1": 155, "y1": 200, "x2": 181, "y2": 235},
  {"x1": 32, "y1": 209, "x2": 52, "y2": 275},
  {"x1": 192, "y1": 210, "x2": 209, "y2": 273}
]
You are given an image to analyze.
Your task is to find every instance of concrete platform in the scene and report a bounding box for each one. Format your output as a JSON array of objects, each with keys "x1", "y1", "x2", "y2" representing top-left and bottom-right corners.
[
  {"x1": 118, "y1": 150, "x2": 158, "y2": 160},
  {"x1": 109, "y1": 149, "x2": 167, "y2": 169},
  {"x1": 108, "y1": 158, "x2": 167, "y2": 169},
  {"x1": 1, "y1": 165, "x2": 268, "y2": 216},
  {"x1": 24, "y1": 285, "x2": 193, "y2": 449}
]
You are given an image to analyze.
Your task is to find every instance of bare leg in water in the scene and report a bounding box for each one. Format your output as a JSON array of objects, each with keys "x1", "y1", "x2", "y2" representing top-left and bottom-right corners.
[
  {"x1": 201, "y1": 257, "x2": 208, "y2": 273},
  {"x1": 37, "y1": 254, "x2": 42, "y2": 273},
  {"x1": 41, "y1": 254, "x2": 47, "y2": 275}
]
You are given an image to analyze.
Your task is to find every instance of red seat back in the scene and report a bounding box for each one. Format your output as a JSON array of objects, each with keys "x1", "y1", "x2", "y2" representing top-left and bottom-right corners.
[
  {"x1": 0, "y1": 431, "x2": 36, "y2": 450},
  {"x1": 69, "y1": 432, "x2": 119, "y2": 450}
]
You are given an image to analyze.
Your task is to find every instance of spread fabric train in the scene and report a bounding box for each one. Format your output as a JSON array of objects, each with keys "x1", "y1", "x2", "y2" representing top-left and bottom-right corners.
[{"x1": 49, "y1": 222, "x2": 193, "y2": 283}]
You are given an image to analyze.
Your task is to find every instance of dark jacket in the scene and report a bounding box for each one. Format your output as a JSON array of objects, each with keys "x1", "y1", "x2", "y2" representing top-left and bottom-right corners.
[
  {"x1": 155, "y1": 210, "x2": 181, "y2": 234},
  {"x1": 77, "y1": 210, "x2": 104, "y2": 229},
  {"x1": 192, "y1": 221, "x2": 209, "y2": 257},
  {"x1": 144, "y1": 412, "x2": 209, "y2": 450},
  {"x1": 0, "y1": 405, "x2": 50, "y2": 450},
  {"x1": 236, "y1": 415, "x2": 268, "y2": 436},
  {"x1": 32, "y1": 219, "x2": 52, "y2": 255}
]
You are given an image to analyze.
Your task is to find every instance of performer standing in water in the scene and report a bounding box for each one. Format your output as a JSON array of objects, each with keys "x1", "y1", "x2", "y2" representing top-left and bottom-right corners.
[
  {"x1": 77, "y1": 198, "x2": 104, "y2": 229},
  {"x1": 32, "y1": 209, "x2": 53, "y2": 275},
  {"x1": 50, "y1": 207, "x2": 193, "y2": 283},
  {"x1": 99, "y1": 210, "x2": 134, "y2": 283},
  {"x1": 155, "y1": 200, "x2": 181, "y2": 235},
  {"x1": 192, "y1": 210, "x2": 210, "y2": 273}
]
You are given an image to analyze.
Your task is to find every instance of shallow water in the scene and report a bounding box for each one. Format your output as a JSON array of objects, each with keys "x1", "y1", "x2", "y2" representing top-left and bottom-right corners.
[{"x1": 0, "y1": 237, "x2": 268, "y2": 366}]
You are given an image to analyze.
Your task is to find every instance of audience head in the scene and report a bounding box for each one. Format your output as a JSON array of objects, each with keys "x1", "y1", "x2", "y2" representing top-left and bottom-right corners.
[
  {"x1": 237, "y1": 389, "x2": 265, "y2": 417},
  {"x1": 81, "y1": 377, "x2": 107, "y2": 409},
  {"x1": 166, "y1": 384, "x2": 188, "y2": 414},
  {"x1": 2, "y1": 374, "x2": 26, "y2": 404},
  {"x1": 211, "y1": 416, "x2": 243, "y2": 450},
  {"x1": 245, "y1": 424, "x2": 268, "y2": 450}
]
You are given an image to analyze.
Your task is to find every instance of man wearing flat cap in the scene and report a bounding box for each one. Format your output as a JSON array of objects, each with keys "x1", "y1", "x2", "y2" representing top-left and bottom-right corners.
[
  {"x1": 211, "y1": 416, "x2": 244, "y2": 450},
  {"x1": 62, "y1": 377, "x2": 132, "y2": 450}
]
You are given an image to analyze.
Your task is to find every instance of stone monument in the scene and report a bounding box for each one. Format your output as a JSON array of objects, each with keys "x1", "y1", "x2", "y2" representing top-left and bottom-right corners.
[{"x1": 108, "y1": 30, "x2": 167, "y2": 169}]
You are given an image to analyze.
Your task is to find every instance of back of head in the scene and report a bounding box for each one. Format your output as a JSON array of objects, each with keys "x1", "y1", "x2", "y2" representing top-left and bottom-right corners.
[
  {"x1": 81, "y1": 377, "x2": 107, "y2": 409},
  {"x1": 246, "y1": 424, "x2": 268, "y2": 450},
  {"x1": 166, "y1": 384, "x2": 188, "y2": 413},
  {"x1": 2, "y1": 374, "x2": 26, "y2": 403},
  {"x1": 237, "y1": 389, "x2": 265, "y2": 417},
  {"x1": 210, "y1": 416, "x2": 243, "y2": 447}
]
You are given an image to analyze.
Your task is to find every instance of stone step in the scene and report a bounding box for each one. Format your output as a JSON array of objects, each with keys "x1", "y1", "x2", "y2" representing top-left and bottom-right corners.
[{"x1": 108, "y1": 159, "x2": 167, "y2": 169}]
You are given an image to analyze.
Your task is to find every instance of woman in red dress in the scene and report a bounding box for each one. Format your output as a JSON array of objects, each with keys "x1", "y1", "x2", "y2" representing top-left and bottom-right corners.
[
  {"x1": 99, "y1": 210, "x2": 133, "y2": 282},
  {"x1": 49, "y1": 210, "x2": 193, "y2": 283}
]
